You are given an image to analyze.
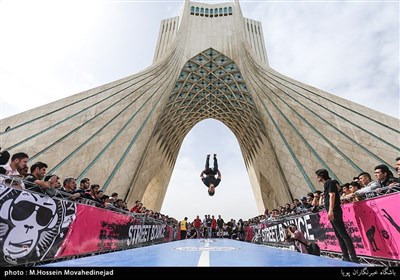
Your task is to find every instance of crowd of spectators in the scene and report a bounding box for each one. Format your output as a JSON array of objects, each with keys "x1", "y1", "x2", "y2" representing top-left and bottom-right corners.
[{"x1": 245, "y1": 158, "x2": 400, "y2": 226}]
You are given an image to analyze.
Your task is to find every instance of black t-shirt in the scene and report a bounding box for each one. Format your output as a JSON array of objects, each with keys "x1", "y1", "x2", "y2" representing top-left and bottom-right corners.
[
  {"x1": 24, "y1": 174, "x2": 37, "y2": 183},
  {"x1": 202, "y1": 176, "x2": 221, "y2": 187},
  {"x1": 323, "y1": 179, "x2": 341, "y2": 212},
  {"x1": 217, "y1": 218, "x2": 224, "y2": 228},
  {"x1": 24, "y1": 174, "x2": 44, "y2": 193},
  {"x1": 25, "y1": 174, "x2": 58, "y2": 196}
]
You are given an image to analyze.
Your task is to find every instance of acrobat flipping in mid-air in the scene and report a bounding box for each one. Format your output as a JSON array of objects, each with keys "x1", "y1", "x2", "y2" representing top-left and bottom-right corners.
[{"x1": 200, "y1": 154, "x2": 222, "y2": 196}]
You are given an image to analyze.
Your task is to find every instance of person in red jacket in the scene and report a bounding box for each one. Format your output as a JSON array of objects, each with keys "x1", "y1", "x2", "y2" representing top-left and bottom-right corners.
[{"x1": 193, "y1": 215, "x2": 202, "y2": 238}]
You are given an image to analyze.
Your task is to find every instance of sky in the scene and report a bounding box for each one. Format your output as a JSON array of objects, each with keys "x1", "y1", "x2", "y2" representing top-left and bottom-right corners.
[{"x1": 0, "y1": 0, "x2": 398, "y2": 222}]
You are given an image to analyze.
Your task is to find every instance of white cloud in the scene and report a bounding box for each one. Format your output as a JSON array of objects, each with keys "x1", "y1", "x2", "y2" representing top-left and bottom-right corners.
[{"x1": 244, "y1": 1, "x2": 399, "y2": 118}]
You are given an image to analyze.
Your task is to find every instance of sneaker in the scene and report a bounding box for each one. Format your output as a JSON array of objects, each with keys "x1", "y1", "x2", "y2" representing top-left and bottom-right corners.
[
  {"x1": 213, "y1": 154, "x2": 217, "y2": 158},
  {"x1": 342, "y1": 257, "x2": 350, "y2": 262},
  {"x1": 350, "y1": 258, "x2": 360, "y2": 264},
  {"x1": 207, "y1": 154, "x2": 210, "y2": 158}
]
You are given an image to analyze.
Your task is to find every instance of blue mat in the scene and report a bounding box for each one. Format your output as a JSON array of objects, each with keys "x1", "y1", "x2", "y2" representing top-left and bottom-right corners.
[{"x1": 42, "y1": 239, "x2": 363, "y2": 267}]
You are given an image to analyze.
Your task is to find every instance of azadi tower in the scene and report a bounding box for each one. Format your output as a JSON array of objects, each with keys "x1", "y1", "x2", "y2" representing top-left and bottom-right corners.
[{"x1": 0, "y1": 0, "x2": 398, "y2": 212}]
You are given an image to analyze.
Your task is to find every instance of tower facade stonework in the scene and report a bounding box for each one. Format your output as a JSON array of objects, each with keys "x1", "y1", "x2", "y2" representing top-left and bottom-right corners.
[{"x1": 1, "y1": 1, "x2": 398, "y2": 212}]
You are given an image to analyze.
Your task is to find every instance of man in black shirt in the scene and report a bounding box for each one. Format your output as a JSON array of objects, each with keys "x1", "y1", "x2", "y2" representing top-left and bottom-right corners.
[
  {"x1": 200, "y1": 154, "x2": 221, "y2": 196},
  {"x1": 315, "y1": 168, "x2": 359, "y2": 263},
  {"x1": 25, "y1": 162, "x2": 57, "y2": 196}
]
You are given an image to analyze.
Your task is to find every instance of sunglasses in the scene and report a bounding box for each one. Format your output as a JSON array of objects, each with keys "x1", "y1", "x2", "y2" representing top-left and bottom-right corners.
[{"x1": 11, "y1": 200, "x2": 55, "y2": 227}]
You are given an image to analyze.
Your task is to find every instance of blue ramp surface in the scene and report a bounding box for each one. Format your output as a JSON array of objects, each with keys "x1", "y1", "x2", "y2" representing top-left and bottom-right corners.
[{"x1": 43, "y1": 239, "x2": 363, "y2": 267}]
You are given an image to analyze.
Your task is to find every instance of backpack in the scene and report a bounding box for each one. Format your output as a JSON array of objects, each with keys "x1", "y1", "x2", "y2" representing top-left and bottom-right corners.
[
  {"x1": 295, "y1": 238, "x2": 321, "y2": 256},
  {"x1": 307, "y1": 242, "x2": 321, "y2": 256}
]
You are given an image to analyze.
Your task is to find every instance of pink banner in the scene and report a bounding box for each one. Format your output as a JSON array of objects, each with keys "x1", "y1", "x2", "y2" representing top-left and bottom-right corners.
[
  {"x1": 57, "y1": 204, "x2": 170, "y2": 257},
  {"x1": 258, "y1": 193, "x2": 400, "y2": 261},
  {"x1": 57, "y1": 205, "x2": 132, "y2": 256},
  {"x1": 320, "y1": 193, "x2": 400, "y2": 259}
]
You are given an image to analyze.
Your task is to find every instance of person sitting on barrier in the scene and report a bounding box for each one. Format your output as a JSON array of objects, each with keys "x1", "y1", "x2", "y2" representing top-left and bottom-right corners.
[{"x1": 200, "y1": 154, "x2": 221, "y2": 196}]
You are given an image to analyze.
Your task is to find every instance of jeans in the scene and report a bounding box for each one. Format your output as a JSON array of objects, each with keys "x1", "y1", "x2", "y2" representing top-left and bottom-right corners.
[{"x1": 330, "y1": 208, "x2": 358, "y2": 261}]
